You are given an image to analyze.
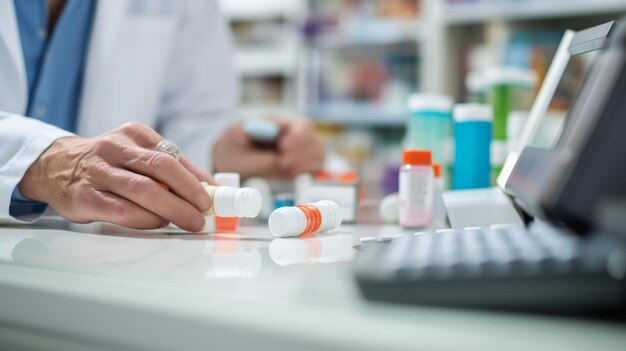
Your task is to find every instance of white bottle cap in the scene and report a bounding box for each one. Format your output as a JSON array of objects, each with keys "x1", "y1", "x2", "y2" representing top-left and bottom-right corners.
[
  {"x1": 268, "y1": 200, "x2": 342, "y2": 238},
  {"x1": 214, "y1": 172, "x2": 240, "y2": 187},
  {"x1": 407, "y1": 93, "x2": 454, "y2": 113},
  {"x1": 453, "y1": 103, "x2": 493, "y2": 122},
  {"x1": 213, "y1": 186, "x2": 262, "y2": 218},
  {"x1": 269, "y1": 207, "x2": 307, "y2": 238}
]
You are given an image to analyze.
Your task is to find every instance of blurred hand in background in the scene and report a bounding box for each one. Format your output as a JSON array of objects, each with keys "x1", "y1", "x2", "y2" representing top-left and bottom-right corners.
[{"x1": 213, "y1": 117, "x2": 325, "y2": 180}]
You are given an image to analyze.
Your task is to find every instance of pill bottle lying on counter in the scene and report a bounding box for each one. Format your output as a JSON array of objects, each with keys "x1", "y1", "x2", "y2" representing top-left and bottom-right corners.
[{"x1": 268, "y1": 200, "x2": 342, "y2": 238}]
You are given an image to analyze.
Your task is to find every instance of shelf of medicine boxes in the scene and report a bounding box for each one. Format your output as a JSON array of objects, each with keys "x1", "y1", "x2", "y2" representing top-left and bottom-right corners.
[
  {"x1": 307, "y1": 103, "x2": 407, "y2": 127},
  {"x1": 444, "y1": 0, "x2": 626, "y2": 25},
  {"x1": 312, "y1": 20, "x2": 423, "y2": 49},
  {"x1": 302, "y1": 21, "x2": 421, "y2": 127}
]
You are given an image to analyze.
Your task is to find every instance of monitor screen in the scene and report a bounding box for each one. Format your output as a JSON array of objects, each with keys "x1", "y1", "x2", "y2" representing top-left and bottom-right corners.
[{"x1": 529, "y1": 50, "x2": 599, "y2": 150}]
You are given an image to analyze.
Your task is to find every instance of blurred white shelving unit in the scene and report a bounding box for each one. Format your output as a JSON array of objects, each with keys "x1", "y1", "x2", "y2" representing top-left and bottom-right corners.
[
  {"x1": 234, "y1": 43, "x2": 299, "y2": 78},
  {"x1": 218, "y1": 0, "x2": 306, "y2": 118},
  {"x1": 422, "y1": 0, "x2": 626, "y2": 98},
  {"x1": 308, "y1": 102, "x2": 407, "y2": 127},
  {"x1": 445, "y1": 0, "x2": 626, "y2": 25},
  {"x1": 218, "y1": 0, "x2": 626, "y2": 123}
]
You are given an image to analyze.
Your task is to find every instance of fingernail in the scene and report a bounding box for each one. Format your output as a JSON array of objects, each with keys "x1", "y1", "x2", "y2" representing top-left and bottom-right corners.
[
  {"x1": 196, "y1": 191, "x2": 211, "y2": 211},
  {"x1": 190, "y1": 216, "x2": 206, "y2": 232}
]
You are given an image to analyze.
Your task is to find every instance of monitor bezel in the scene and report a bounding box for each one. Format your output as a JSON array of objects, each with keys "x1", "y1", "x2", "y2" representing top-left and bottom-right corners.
[{"x1": 497, "y1": 22, "x2": 616, "y2": 192}]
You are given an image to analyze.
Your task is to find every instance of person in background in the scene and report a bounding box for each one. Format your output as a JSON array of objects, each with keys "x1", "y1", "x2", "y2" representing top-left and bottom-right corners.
[{"x1": 0, "y1": 0, "x2": 325, "y2": 232}]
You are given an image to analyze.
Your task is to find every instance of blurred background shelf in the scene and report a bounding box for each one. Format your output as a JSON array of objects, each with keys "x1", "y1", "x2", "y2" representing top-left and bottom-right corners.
[
  {"x1": 218, "y1": 0, "x2": 304, "y2": 21},
  {"x1": 445, "y1": 0, "x2": 626, "y2": 25},
  {"x1": 307, "y1": 103, "x2": 407, "y2": 127},
  {"x1": 311, "y1": 20, "x2": 423, "y2": 49},
  {"x1": 234, "y1": 45, "x2": 298, "y2": 77}
]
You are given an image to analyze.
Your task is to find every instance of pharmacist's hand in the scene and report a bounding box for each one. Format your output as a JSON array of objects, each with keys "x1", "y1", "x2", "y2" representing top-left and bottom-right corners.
[
  {"x1": 212, "y1": 118, "x2": 325, "y2": 179},
  {"x1": 213, "y1": 123, "x2": 283, "y2": 179},
  {"x1": 18, "y1": 122, "x2": 215, "y2": 232},
  {"x1": 275, "y1": 118, "x2": 325, "y2": 177}
]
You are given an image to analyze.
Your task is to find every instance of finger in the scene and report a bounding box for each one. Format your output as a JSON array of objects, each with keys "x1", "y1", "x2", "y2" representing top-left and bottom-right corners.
[
  {"x1": 180, "y1": 156, "x2": 217, "y2": 185},
  {"x1": 88, "y1": 190, "x2": 168, "y2": 230},
  {"x1": 96, "y1": 167, "x2": 207, "y2": 232},
  {"x1": 115, "y1": 146, "x2": 211, "y2": 212},
  {"x1": 117, "y1": 122, "x2": 164, "y2": 149}
]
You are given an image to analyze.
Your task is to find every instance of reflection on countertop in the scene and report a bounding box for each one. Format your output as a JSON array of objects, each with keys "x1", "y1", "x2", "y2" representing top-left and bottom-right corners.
[
  {"x1": 0, "y1": 219, "x2": 392, "y2": 283},
  {"x1": 0, "y1": 226, "x2": 269, "y2": 281},
  {"x1": 269, "y1": 234, "x2": 356, "y2": 266}
]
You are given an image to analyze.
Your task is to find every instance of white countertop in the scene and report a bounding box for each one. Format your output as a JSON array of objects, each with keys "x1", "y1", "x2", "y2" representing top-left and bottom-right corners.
[{"x1": 0, "y1": 218, "x2": 624, "y2": 351}]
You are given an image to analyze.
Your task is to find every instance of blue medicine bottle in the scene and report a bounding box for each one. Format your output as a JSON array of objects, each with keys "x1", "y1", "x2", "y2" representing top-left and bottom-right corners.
[
  {"x1": 453, "y1": 104, "x2": 493, "y2": 190},
  {"x1": 406, "y1": 93, "x2": 454, "y2": 165}
]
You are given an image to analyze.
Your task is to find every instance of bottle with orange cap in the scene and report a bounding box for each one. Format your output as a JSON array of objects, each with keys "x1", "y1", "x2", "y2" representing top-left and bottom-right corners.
[
  {"x1": 432, "y1": 163, "x2": 446, "y2": 227},
  {"x1": 399, "y1": 149, "x2": 434, "y2": 228}
]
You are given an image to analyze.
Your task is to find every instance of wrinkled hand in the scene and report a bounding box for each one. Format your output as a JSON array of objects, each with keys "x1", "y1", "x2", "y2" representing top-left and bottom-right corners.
[
  {"x1": 213, "y1": 117, "x2": 325, "y2": 179},
  {"x1": 18, "y1": 122, "x2": 215, "y2": 231}
]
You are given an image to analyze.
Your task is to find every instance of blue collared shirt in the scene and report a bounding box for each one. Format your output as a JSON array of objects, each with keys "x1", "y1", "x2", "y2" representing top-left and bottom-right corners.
[{"x1": 10, "y1": 0, "x2": 96, "y2": 218}]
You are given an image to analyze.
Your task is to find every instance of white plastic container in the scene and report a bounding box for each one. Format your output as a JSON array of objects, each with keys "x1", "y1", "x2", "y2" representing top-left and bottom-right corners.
[
  {"x1": 268, "y1": 200, "x2": 342, "y2": 238},
  {"x1": 399, "y1": 149, "x2": 434, "y2": 228},
  {"x1": 201, "y1": 182, "x2": 261, "y2": 218},
  {"x1": 214, "y1": 173, "x2": 241, "y2": 231}
]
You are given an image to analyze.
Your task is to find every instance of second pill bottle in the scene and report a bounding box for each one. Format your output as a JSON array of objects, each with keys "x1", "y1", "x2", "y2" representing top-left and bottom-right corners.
[
  {"x1": 214, "y1": 173, "x2": 242, "y2": 232},
  {"x1": 399, "y1": 149, "x2": 434, "y2": 228}
]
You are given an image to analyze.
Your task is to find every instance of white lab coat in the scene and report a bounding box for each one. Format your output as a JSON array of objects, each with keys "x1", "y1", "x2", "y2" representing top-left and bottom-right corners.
[{"x1": 0, "y1": 0, "x2": 238, "y2": 223}]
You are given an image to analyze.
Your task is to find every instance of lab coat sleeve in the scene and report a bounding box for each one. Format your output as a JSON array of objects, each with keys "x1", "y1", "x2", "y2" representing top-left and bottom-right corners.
[
  {"x1": 0, "y1": 112, "x2": 74, "y2": 224},
  {"x1": 156, "y1": 0, "x2": 240, "y2": 173}
]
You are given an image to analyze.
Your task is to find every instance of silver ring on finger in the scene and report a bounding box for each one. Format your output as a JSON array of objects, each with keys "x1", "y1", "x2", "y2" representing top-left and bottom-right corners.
[{"x1": 155, "y1": 139, "x2": 182, "y2": 161}]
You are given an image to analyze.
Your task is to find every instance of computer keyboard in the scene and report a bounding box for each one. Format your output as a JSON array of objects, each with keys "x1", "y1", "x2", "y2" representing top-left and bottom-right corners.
[{"x1": 354, "y1": 223, "x2": 626, "y2": 313}]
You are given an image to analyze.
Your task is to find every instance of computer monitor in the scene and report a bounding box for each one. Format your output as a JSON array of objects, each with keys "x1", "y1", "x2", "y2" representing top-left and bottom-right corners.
[
  {"x1": 540, "y1": 20, "x2": 626, "y2": 233},
  {"x1": 497, "y1": 22, "x2": 615, "y2": 191},
  {"x1": 504, "y1": 21, "x2": 622, "y2": 231}
]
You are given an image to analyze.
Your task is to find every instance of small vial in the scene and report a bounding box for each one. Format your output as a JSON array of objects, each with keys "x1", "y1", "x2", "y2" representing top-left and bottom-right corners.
[
  {"x1": 201, "y1": 182, "x2": 261, "y2": 218},
  {"x1": 214, "y1": 173, "x2": 241, "y2": 232},
  {"x1": 399, "y1": 149, "x2": 434, "y2": 228},
  {"x1": 432, "y1": 163, "x2": 446, "y2": 228},
  {"x1": 268, "y1": 200, "x2": 342, "y2": 238}
]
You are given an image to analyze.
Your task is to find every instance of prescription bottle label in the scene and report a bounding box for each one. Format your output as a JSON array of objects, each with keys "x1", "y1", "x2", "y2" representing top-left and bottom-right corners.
[{"x1": 399, "y1": 167, "x2": 434, "y2": 228}]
